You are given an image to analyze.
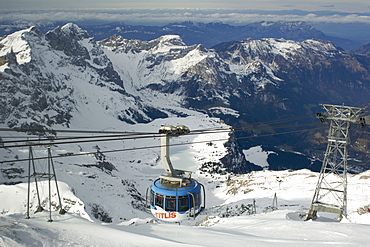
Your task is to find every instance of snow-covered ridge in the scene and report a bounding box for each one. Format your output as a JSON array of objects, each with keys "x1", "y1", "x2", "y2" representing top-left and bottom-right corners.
[
  {"x1": 99, "y1": 33, "x2": 209, "y2": 90},
  {"x1": 153, "y1": 34, "x2": 187, "y2": 49},
  {"x1": 220, "y1": 37, "x2": 344, "y2": 66},
  {"x1": 0, "y1": 27, "x2": 38, "y2": 69},
  {"x1": 60, "y1": 23, "x2": 90, "y2": 39}
]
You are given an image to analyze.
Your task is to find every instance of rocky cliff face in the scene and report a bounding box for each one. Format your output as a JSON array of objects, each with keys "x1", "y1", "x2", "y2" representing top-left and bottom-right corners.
[
  {"x1": 0, "y1": 26, "x2": 75, "y2": 131},
  {"x1": 0, "y1": 24, "x2": 174, "y2": 132}
]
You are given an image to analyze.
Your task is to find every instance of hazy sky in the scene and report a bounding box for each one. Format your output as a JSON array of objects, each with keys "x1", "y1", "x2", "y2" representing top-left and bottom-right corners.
[
  {"x1": 1, "y1": 0, "x2": 370, "y2": 29},
  {"x1": 2, "y1": 0, "x2": 370, "y2": 12}
]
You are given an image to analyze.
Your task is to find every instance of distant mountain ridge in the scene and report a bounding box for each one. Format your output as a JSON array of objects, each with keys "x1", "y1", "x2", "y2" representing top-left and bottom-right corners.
[
  {"x1": 85, "y1": 21, "x2": 361, "y2": 51},
  {"x1": 0, "y1": 20, "x2": 364, "y2": 51},
  {"x1": 352, "y1": 43, "x2": 370, "y2": 55}
]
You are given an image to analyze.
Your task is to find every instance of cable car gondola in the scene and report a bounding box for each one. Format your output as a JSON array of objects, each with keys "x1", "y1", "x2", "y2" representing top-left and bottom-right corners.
[{"x1": 146, "y1": 125, "x2": 205, "y2": 222}]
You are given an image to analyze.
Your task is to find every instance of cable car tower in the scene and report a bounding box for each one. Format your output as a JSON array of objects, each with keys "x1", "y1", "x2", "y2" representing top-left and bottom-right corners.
[
  {"x1": 146, "y1": 125, "x2": 205, "y2": 222},
  {"x1": 26, "y1": 146, "x2": 66, "y2": 222},
  {"x1": 306, "y1": 104, "x2": 366, "y2": 220}
]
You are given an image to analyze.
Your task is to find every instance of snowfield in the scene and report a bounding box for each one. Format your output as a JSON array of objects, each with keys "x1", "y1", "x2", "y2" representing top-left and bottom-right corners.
[
  {"x1": 2, "y1": 209, "x2": 370, "y2": 247},
  {"x1": 2, "y1": 167, "x2": 370, "y2": 246}
]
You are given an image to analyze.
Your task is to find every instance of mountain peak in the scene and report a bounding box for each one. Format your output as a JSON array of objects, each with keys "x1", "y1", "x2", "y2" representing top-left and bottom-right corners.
[
  {"x1": 154, "y1": 35, "x2": 186, "y2": 46},
  {"x1": 255, "y1": 21, "x2": 314, "y2": 29},
  {"x1": 60, "y1": 23, "x2": 90, "y2": 40},
  {"x1": 46, "y1": 23, "x2": 91, "y2": 58},
  {"x1": 26, "y1": 26, "x2": 43, "y2": 36},
  {"x1": 0, "y1": 26, "x2": 44, "y2": 68}
]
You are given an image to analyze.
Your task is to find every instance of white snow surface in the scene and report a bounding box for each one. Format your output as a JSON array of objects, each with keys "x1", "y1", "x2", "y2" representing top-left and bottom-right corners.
[
  {"x1": 243, "y1": 145, "x2": 275, "y2": 169},
  {"x1": 0, "y1": 27, "x2": 33, "y2": 71},
  {"x1": 2, "y1": 110, "x2": 370, "y2": 246},
  {"x1": 2, "y1": 168, "x2": 370, "y2": 246}
]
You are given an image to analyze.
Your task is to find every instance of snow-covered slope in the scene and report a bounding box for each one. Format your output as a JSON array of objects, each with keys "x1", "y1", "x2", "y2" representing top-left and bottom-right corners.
[
  {"x1": 3, "y1": 210, "x2": 370, "y2": 247},
  {"x1": 0, "y1": 115, "x2": 230, "y2": 222},
  {"x1": 2, "y1": 169, "x2": 370, "y2": 246}
]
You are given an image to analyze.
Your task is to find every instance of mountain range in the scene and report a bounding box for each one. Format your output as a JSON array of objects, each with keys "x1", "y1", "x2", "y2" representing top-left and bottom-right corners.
[
  {"x1": 89, "y1": 21, "x2": 368, "y2": 51},
  {"x1": 1, "y1": 20, "x2": 368, "y2": 51},
  {"x1": 1, "y1": 23, "x2": 369, "y2": 177}
]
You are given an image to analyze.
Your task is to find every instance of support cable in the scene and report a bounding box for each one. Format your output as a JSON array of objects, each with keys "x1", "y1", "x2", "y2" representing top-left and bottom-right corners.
[
  {"x1": 0, "y1": 125, "x2": 324, "y2": 164},
  {"x1": 1, "y1": 122, "x2": 323, "y2": 149}
]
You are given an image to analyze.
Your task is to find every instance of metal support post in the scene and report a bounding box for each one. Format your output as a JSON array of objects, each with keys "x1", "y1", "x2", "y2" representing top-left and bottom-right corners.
[
  {"x1": 48, "y1": 147, "x2": 66, "y2": 215},
  {"x1": 272, "y1": 193, "x2": 278, "y2": 210},
  {"x1": 26, "y1": 147, "x2": 31, "y2": 219},
  {"x1": 48, "y1": 150, "x2": 53, "y2": 222},
  {"x1": 26, "y1": 146, "x2": 44, "y2": 218}
]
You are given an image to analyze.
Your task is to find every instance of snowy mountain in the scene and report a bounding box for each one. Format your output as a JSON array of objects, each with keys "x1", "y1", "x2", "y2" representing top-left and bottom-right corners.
[
  {"x1": 1, "y1": 23, "x2": 369, "y2": 172},
  {"x1": 1, "y1": 23, "x2": 370, "y2": 246},
  {"x1": 0, "y1": 24, "x2": 171, "y2": 130}
]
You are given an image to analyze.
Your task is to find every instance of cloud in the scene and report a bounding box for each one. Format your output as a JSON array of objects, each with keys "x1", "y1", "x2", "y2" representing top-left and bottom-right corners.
[
  {"x1": 1, "y1": 9, "x2": 370, "y2": 25},
  {"x1": 321, "y1": 5, "x2": 335, "y2": 8}
]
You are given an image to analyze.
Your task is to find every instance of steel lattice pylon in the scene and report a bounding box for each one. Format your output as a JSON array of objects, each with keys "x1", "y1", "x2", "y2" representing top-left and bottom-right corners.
[
  {"x1": 26, "y1": 146, "x2": 66, "y2": 222},
  {"x1": 306, "y1": 104, "x2": 366, "y2": 220}
]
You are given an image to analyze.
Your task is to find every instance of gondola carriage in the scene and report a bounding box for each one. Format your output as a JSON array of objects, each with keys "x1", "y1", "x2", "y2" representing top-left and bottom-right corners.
[{"x1": 146, "y1": 125, "x2": 205, "y2": 222}]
